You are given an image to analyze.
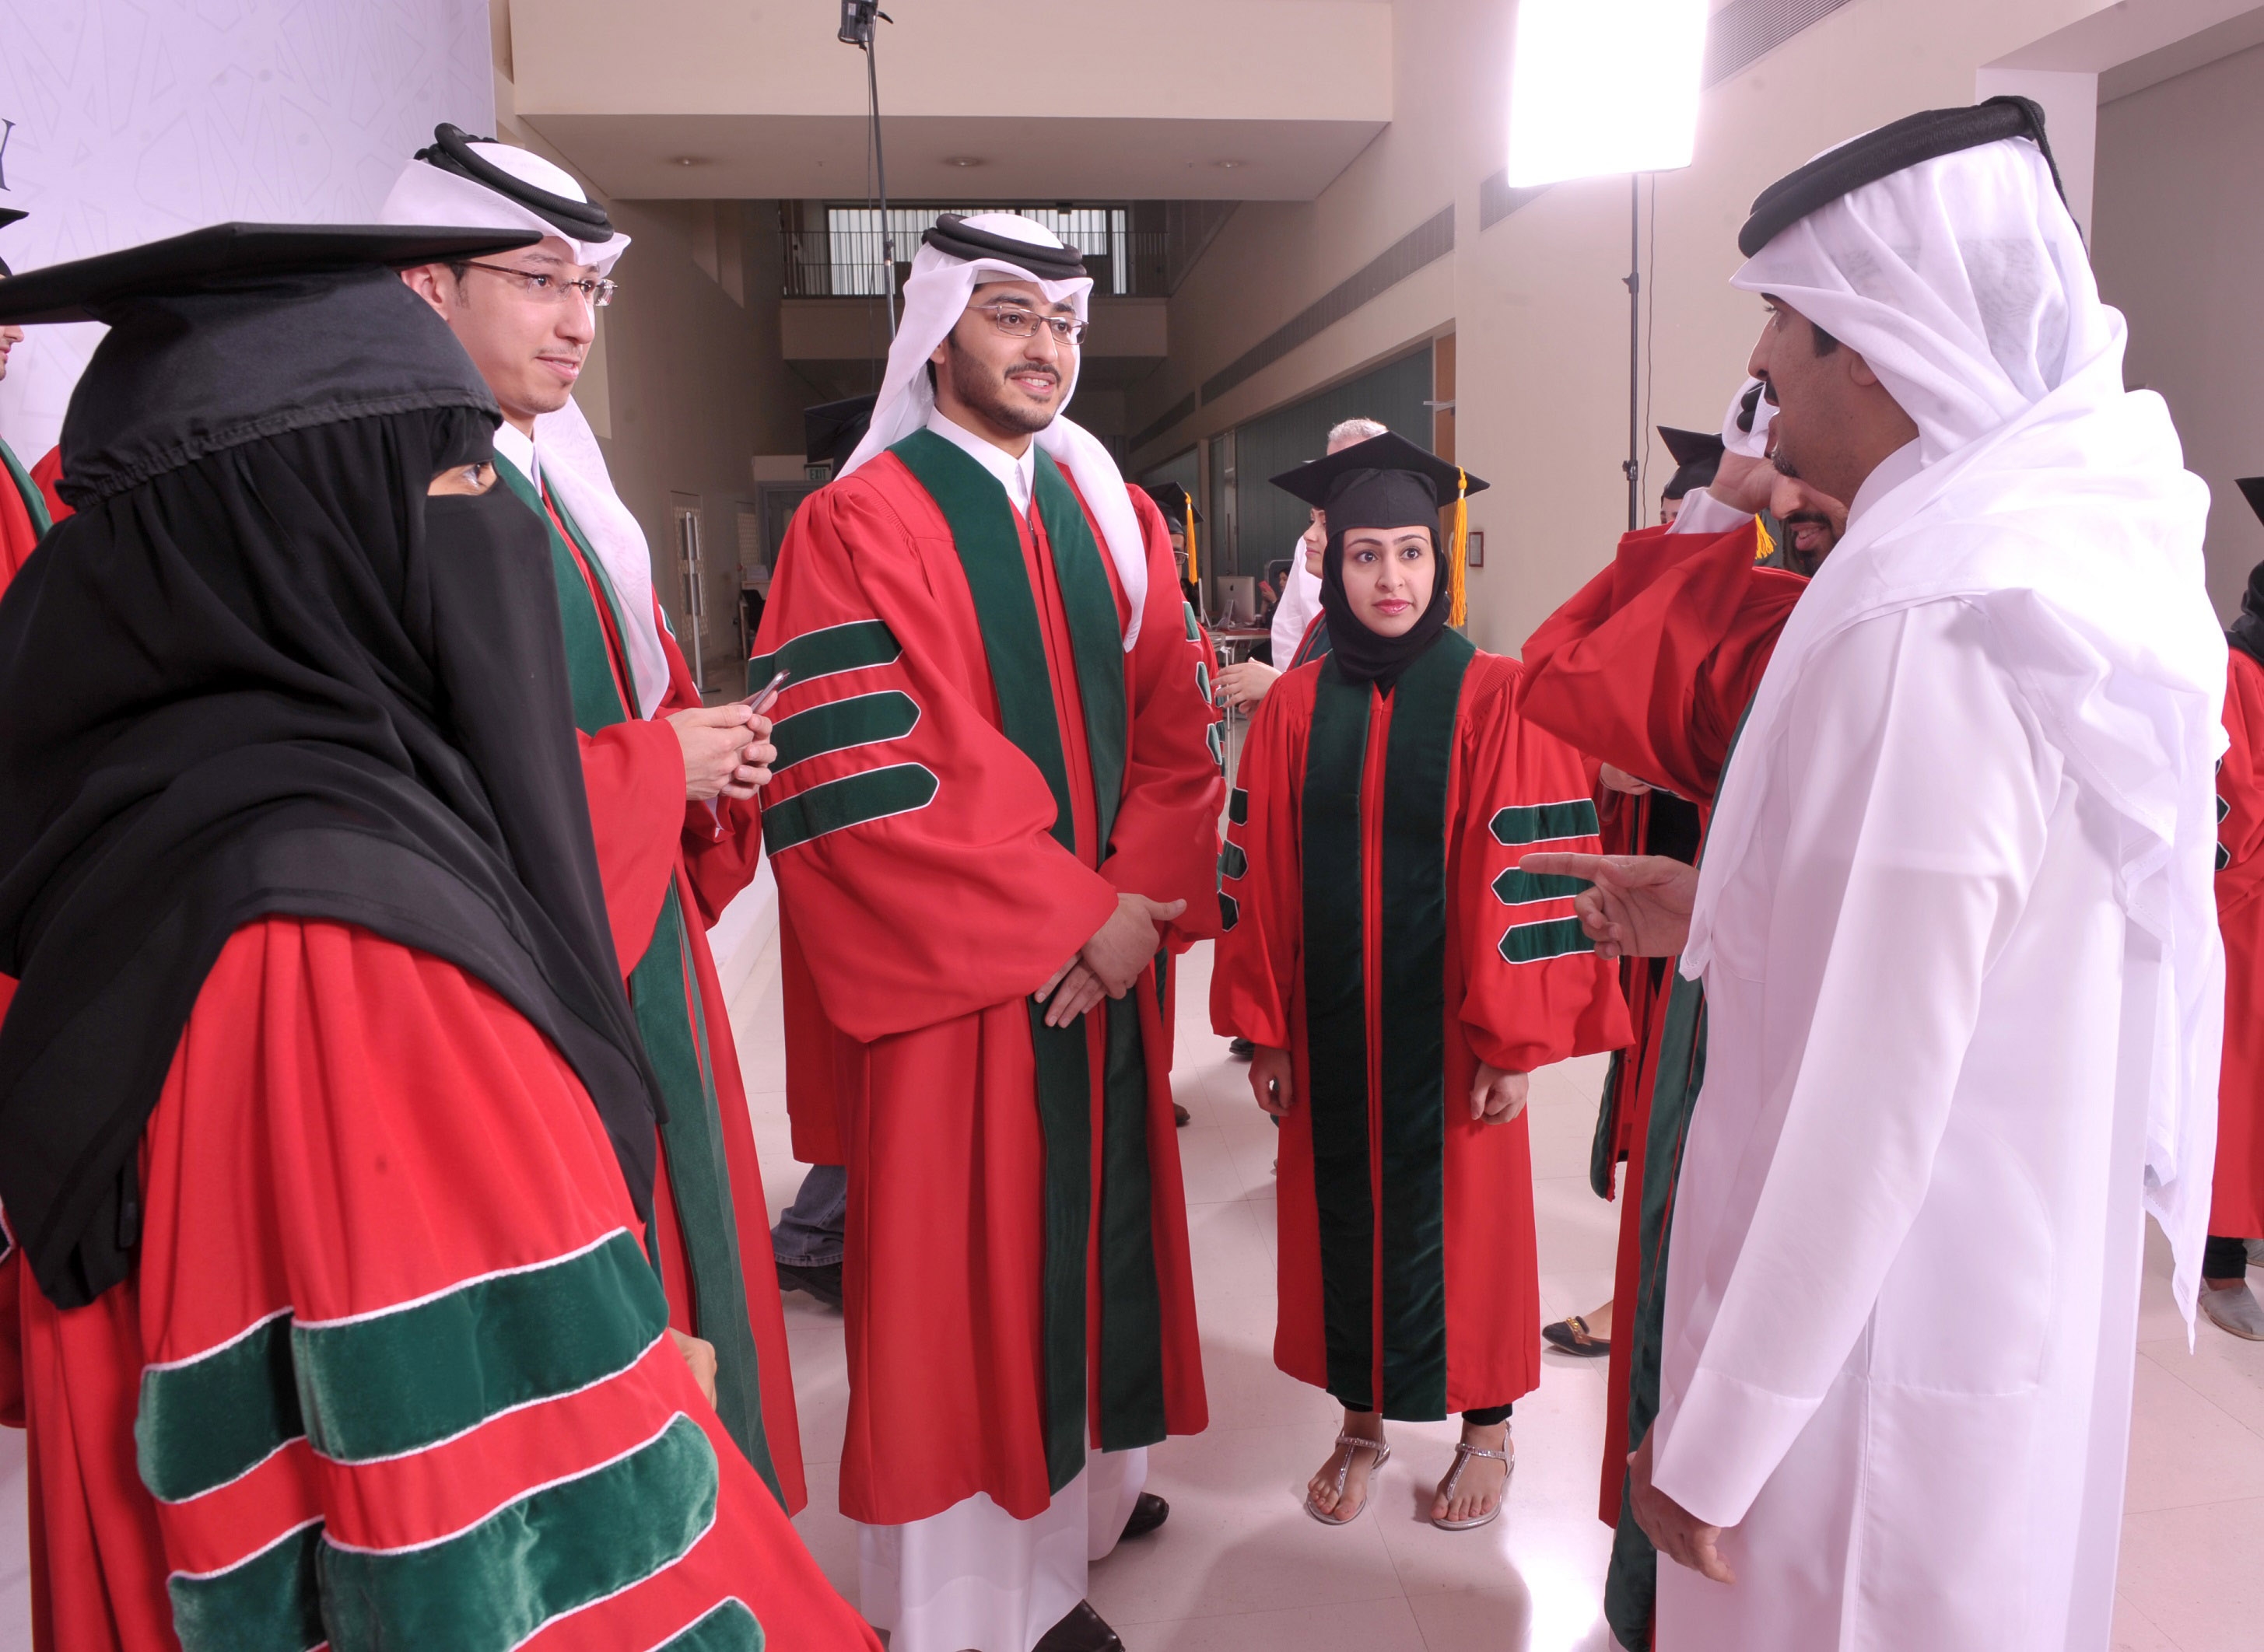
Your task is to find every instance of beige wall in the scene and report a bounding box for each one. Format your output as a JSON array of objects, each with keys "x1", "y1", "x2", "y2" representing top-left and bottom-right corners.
[
  {"x1": 493, "y1": 22, "x2": 804, "y2": 695},
  {"x1": 1131, "y1": 0, "x2": 2155, "y2": 656},
  {"x1": 2093, "y1": 40, "x2": 2264, "y2": 621},
  {"x1": 589, "y1": 197, "x2": 799, "y2": 689}
]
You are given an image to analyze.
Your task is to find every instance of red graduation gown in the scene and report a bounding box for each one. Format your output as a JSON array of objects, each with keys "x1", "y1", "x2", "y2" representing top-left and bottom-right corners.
[
  {"x1": 755, "y1": 447, "x2": 1221, "y2": 1525},
  {"x1": 0, "y1": 440, "x2": 67, "y2": 598},
  {"x1": 2213, "y1": 649, "x2": 2264, "y2": 1240},
  {"x1": 6, "y1": 918, "x2": 874, "y2": 1652},
  {"x1": 541, "y1": 486, "x2": 808, "y2": 1514},
  {"x1": 1211, "y1": 643, "x2": 1629, "y2": 1416},
  {"x1": 1519, "y1": 516, "x2": 1803, "y2": 1522}
]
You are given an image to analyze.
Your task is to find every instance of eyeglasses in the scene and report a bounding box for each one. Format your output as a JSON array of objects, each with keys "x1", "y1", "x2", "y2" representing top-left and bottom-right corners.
[
  {"x1": 969, "y1": 301, "x2": 1087, "y2": 348},
  {"x1": 461, "y1": 260, "x2": 618, "y2": 309}
]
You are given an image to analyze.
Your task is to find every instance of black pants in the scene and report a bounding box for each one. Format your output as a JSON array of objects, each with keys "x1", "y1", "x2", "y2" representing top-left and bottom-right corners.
[
  {"x1": 1344, "y1": 1401, "x2": 1512, "y2": 1426},
  {"x1": 2204, "y1": 1233, "x2": 2254, "y2": 1280}
]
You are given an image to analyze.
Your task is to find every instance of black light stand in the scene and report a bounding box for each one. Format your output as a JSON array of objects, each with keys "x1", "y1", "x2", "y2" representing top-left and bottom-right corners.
[
  {"x1": 838, "y1": 1, "x2": 898, "y2": 337},
  {"x1": 1621, "y1": 174, "x2": 1641, "y2": 532}
]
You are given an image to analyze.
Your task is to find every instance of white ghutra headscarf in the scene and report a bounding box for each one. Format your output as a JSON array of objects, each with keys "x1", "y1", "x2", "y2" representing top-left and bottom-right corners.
[
  {"x1": 380, "y1": 136, "x2": 672, "y2": 718},
  {"x1": 840, "y1": 212, "x2": 1149, "y2": 649},
  {"x1": 1683, "y1": 131, "x2": 2226, "y2": 1328}
]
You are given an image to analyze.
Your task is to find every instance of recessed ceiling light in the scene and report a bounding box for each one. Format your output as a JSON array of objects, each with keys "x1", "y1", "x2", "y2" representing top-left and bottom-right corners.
[
  {"x1": 671, "y1": 156, "x2": 712, "y2": 167},
  {"x1": 1212, "y1": 159, "x2": 1248, "y2": 170},
  {"x1": 945, "y1": 156, "x2": 986, "y2": 169}
]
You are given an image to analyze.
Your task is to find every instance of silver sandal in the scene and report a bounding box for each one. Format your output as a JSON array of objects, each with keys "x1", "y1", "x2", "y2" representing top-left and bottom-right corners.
[
  {"x1": 1429, "y1": 1434, "x2": 1513, "y2": 1531},
  {"x1": 1304, "y1": 1430, "x2": 1391, "y2": 1525}
]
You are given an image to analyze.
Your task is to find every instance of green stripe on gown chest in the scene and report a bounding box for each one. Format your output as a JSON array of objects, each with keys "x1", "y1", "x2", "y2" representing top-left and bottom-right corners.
[
  {"x1": 1299, "y1": 632, "x2": 1474, "y2": 1418},
  {"x1": 0, "y1": 438, "x2": 53, "y2": 541},
  {"x1": 890, "y1": 429, "x2": 1167, "y2": 1493},
  {"x1": 491, "y1": 454, "x2": 780, "y2": 1506}
]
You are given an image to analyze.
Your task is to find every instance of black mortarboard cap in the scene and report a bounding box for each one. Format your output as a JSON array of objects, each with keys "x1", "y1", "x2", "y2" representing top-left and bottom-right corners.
[
  {"x1": 922, "y1": 213, "x2": 1088, "y2": 281},
  {"x1": 1659, "y1": 425, "x2": 1725, "y2": 500},
  {"x1": 1267, "y1": 430, "x2": 1487, "y2": 532},
  {"x1": 0, "y1": 221, "x2": 543, "y2": 326},
  {"x1": 2240, "y1": 477, "x2": 2264, "y2": 530},
  {"x1": 1143, "y1": 481, "x2": 1203, "y2": 526},
  {"x1": 1738, "y1": 96, "x2": 2066, "y2": 259},
  {"x1": 2, "y1": 222, "x2": 538, "y2": 506},
  {"x1": 0, "y1": 207, "x2": 24, "y2": 279},
  {"x1": 413, "y1": 123, "x2": 616, "y2": 241},
  {"x1": 804, "y1": 394, "x2": 877, "y2": 474}
]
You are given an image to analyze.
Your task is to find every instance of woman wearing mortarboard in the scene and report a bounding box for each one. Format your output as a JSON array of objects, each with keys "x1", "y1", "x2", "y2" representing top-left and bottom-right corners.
[
  {"x1": 1209, "y1": 432, "x2": 1630, "y2": 1530},
  {"x1": 0, "y1": 224, "x2": 875, "y2": 1650}
]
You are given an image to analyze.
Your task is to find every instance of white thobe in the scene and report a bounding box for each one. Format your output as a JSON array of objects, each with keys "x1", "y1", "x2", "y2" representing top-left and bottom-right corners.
[
  {"x1": 858, "y1": 1449, "x2": 1147, "y2": 1652},
  {"x1": 1269, "y1": 541, "x2": 1321, "y2": 663},
  {"x1": 1651, "y1": 597, "x2": 2146, "y2": 1650}
]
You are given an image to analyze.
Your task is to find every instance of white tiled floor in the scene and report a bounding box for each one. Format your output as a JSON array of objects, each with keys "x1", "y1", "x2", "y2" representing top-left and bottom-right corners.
[{"x1": 732, "y1": 935, "x2": 2264, "y2": 1652}]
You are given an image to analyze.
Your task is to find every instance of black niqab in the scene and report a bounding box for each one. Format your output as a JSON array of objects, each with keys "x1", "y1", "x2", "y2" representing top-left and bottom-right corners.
[{"x1": 0, "y1": 407, "x2": 663, "y2": 1307}]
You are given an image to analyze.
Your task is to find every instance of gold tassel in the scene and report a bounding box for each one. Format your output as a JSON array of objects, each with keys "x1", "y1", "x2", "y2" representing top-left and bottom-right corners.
[
  {"x1": 1448, "y1": 466, "x2": 1469, "y2": 628},
  {"x1": 1186, "y1": 502, "x2": 1199, "y2": 588}
]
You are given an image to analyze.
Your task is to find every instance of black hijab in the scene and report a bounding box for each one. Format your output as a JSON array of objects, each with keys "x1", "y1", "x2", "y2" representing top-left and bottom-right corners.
[
  {"x1": 1316, "y1": 506, "x2": 1452, "y2": 693},
  {"x1": 2230, "y1": 559, "x2": 2264, "y2": 670},
  {"x1": 0, "y1": 396, "x2": 664, "y2": 1308}
]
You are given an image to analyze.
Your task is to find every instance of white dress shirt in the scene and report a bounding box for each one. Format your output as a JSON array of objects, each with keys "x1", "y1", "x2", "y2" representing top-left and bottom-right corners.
[{"x1": 926, "y1": 406, "x2": 1036, "y2": 516}]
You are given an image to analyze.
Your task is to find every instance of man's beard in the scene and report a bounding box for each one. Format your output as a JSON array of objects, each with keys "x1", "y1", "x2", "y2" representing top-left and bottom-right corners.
[{"x1": 948, "y1": 336, "x2": 1060, "y2": 436}]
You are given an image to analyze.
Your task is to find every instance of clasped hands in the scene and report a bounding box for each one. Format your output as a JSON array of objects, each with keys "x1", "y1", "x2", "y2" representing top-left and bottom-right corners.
[
  {"x1": 671, "y1": 702, "x2": 776, "y2": 802},
  {"x1": 1033, "y1": 893, "x2": 1189, "y2": 1027}
]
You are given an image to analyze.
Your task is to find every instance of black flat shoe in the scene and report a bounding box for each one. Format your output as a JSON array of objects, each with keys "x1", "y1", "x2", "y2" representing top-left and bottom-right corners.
[
  {"x1": 1172, "y1": 1102, "x2": 1190, "y2": 1127},
  {"x1": 1120, "y1": 1491, "x2": 1169, "y2": 1539},
  {"x1": 776, "y1": 1259, "x2": 843, "y2": 1311},
  {"x1": 1035, "y1": 1601, "x2": 1123, "y2": 1652},
  {"x1": 1541, "y1": 1314, "x2": 1610, "y2": 1357},
  {"x1": 1228, "y1": 1037, "x2": 1254, "y2": 1060}
]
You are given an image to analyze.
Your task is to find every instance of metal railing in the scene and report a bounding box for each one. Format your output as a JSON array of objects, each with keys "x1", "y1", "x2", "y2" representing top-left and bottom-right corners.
[{"x1": 782, "y1": 204, "x2": 1172, "y2": 299}]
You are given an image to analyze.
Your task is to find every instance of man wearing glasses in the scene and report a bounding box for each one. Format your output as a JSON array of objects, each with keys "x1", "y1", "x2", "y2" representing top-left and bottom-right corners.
[
  {"x1": 756, "y1": 212, "x2": 1221, "y2": 1652},
  {"x1": 383, "y1": 128, "x2": 813, "y2": 1517}
]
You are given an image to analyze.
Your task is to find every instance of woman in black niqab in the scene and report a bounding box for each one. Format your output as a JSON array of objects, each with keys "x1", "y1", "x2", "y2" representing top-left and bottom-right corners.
[{"x1": 0, "y1": 392, "x2": 663, "y2": 1309}]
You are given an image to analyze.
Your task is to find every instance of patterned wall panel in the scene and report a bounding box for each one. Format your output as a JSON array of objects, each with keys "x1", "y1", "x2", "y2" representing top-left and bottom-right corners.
[{"x1": 0, "y1": 0, "x2": 494, "y2": 457}]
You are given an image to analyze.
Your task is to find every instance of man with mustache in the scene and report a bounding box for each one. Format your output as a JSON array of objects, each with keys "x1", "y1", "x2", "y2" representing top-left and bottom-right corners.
[
  {"x1": 383, "y1": 128, "x2": 808, "y2": 1513},
  {"x1": 1529, "y1": 98, "x2": 2223, "y2": 1650},
  {"x1": 756, "y1": 212, "x2": 1221, "y2": 1652}
]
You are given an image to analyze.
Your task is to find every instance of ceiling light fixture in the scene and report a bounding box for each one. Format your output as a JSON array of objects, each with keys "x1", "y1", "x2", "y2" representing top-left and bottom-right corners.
[
  {"x1": 945, "y1": 156, "x2": 986, "y2": 169},
  {"x1": 671, "y1": 156, "x2": 713, "y2": 168},
  {"x1": 1211, "y1": 159, "x2": 1247, "y2": 170}
]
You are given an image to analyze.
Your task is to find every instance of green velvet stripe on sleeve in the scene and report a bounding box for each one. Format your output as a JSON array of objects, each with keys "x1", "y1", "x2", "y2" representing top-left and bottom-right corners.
[
  {"x1": 762, "y1": 764, "x2": 941, "y2": 852},
  {"x1": 291, "y1": 1230, "x2": 667, "y2": 1465},
  {"x1": 167, "y1": 1520, "x2": 324, "y2": 1652},
  {"x1": 138, "y1": 1311, "x2": 300, "y2": 1504},
  {"x1": 318, "y1": 1413, "x2": 720, "y2": 1652},
  {"x1": 769, "y1": 691, "x2": 921, "y2": 774},
  {"x1": 659, "y1": 1600, "x2": 765, "y2": 1651},
  {"x1": 1498, "y1": 915, "x2": 1596, "y2": 965},
  {"x1": 1491, "y1": 867, "x2": 1589, "y2": 905},
  {"x1": 1487, "y1": 798, "x2": 1601, "y2": 847},
  {"x1": 748, "y1": 618, "x2": 903, "y2": 692}
]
